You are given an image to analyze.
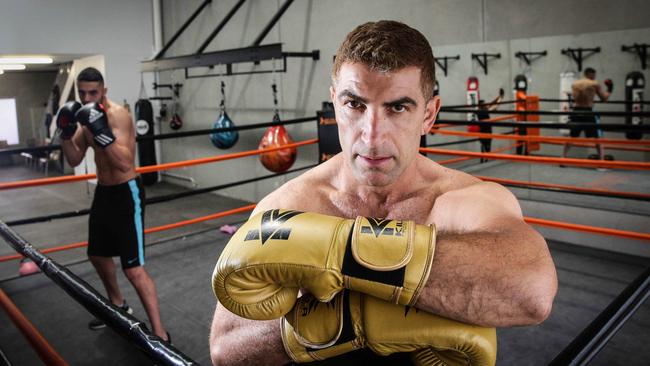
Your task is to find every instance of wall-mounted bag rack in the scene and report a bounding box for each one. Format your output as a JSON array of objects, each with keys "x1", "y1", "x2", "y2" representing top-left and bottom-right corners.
[{"x1": 141, "y1": 0, "x2": 319, "y2": 78}]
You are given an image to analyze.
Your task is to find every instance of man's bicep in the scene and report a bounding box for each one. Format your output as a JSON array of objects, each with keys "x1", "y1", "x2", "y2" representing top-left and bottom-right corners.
[{"x1": 434, "y1": 182, "x2": 523, "y2": 232}]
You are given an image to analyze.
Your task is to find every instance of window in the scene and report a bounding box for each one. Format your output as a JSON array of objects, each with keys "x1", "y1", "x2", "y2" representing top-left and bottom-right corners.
[{"x1": 0, "y1": 98, "x2": 19, "y2": 145}]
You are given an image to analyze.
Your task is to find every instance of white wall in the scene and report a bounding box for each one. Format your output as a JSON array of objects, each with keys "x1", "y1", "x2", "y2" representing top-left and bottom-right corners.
[{"x1": 1, "y1": 0, "x2": 155, "y2": 105}]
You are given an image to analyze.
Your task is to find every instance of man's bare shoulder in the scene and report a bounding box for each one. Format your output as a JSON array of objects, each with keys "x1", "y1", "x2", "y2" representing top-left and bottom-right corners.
[
  {"x1": 420, "y1": 158, "x2": 482, "y2": 194},
  {"x1": 253, "y1": 157, "x2": 341, "y2": 215},
  {"x1": 106, "y1": 100, "x2": 132, "y2": 127}
]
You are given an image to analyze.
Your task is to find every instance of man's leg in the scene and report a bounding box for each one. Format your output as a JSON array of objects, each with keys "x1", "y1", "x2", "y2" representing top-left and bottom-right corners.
[
  {"x1": 123, "y1": 266, "x2": 168, "y2": 341},
  {"x1": 89, "y1": 255, "x2": 124, "y2": 305}
]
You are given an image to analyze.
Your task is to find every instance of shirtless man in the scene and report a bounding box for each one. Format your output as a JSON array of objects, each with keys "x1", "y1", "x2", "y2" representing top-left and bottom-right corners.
[
  {"x1": 56, "y1": 67, "x2": 169, "y2": 341},
  {"x1": 209, "y1": 21, "x2": 557, "y2": 365},
  {"x1": 562, "y1": 67, "x2": 613, "y2": 161}
]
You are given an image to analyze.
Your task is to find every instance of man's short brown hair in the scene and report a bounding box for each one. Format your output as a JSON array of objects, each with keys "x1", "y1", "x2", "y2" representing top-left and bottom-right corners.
[{"x1": 332, "y1": 20, "x2": 436, "y2": 100}]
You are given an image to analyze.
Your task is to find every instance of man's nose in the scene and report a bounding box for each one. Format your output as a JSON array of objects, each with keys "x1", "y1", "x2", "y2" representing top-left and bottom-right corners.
[{"x1": 360, "y1": 109, "x2": 387, "y2": 144}]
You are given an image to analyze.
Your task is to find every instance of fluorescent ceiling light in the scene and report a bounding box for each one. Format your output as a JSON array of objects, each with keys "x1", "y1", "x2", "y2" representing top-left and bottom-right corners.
[
  {"x1": 0, "y1": 56, "x2": 53, "y2": 64},
  {"x1": 0, "y1": 64, "x2": 27, "y2": 70}
]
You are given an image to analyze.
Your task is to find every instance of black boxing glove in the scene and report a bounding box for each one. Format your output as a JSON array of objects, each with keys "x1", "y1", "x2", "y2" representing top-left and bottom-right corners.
[
  {"x1": 604, "y1": 79, "x2": 613, "y2": 93},
  {"x1": 76, "y1": 102, "x2": 115, "y2": 148},
  {"x1": 56, "y1": 101, "x2": 81, "y2": 140}
]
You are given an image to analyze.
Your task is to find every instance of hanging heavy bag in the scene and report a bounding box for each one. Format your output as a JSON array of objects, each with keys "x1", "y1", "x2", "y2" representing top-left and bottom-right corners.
[
  {"x1": 135, "y1": 99, "x2": 158, "y2": 185},
  {"x1": 625, "y1": 71, "x2": 645, "y2": 140}
]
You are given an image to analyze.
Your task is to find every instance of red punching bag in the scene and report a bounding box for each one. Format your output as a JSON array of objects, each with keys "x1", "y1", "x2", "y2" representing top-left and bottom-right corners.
[{"x1": 259, "y1": 112, "x2": 296, "y2": 173}]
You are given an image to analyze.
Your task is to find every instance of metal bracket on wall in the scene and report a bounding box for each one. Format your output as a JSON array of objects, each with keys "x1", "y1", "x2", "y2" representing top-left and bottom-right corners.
[
  {"x1": 514, "y1": 51, "x2": 547, "y2": 66},
  {"x1": 150, "y1": 83, "x2": 183, "y2": 100},
  {"x1": 561, "y1": 47, "x2": 600, "y2": 72},
  {"x1": 471, "y1": 53, "x2": 501, "y2": 75},
  {"x1": 434, "y1": 55, "x2": 460, "y2": 77},
  {"x1": 621, "y1": 43, "x2": 649, "y2": 70},
  {"x1": 141, "y1": 0, "x2": 319, "y2": 78}
]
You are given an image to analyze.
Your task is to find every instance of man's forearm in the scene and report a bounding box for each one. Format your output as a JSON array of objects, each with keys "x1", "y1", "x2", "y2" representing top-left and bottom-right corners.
[
  {"x1": 60, "y1": 140, "x2": 84, "y2": 167},
  {"x1": 415, "y1": 227, "x2": 557, "y2": 327},
  {"x1": 211, "y1": 305, "x2": 291, "y2": 366}
]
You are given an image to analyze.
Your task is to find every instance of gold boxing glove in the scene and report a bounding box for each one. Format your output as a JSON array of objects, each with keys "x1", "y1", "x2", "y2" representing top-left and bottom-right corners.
[
  {"x1": 212, "y1": 209, "x2": 435, "y2": 320},
  {"x1": 281, "y1": 291, "x2": 497, "y2": 366}
]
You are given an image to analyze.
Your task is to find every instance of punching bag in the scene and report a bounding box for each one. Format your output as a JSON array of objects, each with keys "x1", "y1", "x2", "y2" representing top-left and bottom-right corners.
[
  {"x1": 135, "y1": 99, "x2": 158, "y2": 185},
  {"x1": 259, "y1": 113, "x2": 296, "y2": 173},
  {"x1": 625, "y1": 71, "x2": 645, "y2": 140},
  {"x1": 466, "y1": 77, "x2": 480, "y2": 132},
  {"x1": 210, "y1": 111, "x2": 238, "y2": 149},
  {"x1": 559, "y1": 72, "x2": 575, "y2": 136}
]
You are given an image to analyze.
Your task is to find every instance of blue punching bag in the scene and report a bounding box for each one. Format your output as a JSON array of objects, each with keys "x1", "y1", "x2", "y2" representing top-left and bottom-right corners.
[
  {"x1": 210, "y1": 81, "x2": 238, "y2": 149},
  {"x1": 210, "y1": 111, "x2": 238, "y2": 149}
]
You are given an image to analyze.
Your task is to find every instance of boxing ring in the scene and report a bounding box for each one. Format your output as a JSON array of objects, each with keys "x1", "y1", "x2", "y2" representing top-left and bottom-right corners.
[{"x1": 0, "y1": 100, "x2": 649, "y2": 365}]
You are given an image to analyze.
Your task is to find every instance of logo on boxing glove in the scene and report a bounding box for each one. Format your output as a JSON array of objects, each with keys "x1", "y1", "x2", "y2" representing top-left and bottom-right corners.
[
  {"x1": 360, "y1": 218, "x2": 405, "y2": 237},
  {"x1": 88, "y1": 108, "x2": 104, "y2": 124},
  {"x1": 244, "y1": 209, "x2": 303, "y2": 244}
]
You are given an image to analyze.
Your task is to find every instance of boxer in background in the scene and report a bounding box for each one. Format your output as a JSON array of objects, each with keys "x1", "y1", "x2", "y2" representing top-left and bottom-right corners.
[
  {"x1": 562, "y1": 67, "x2": 613, "y2": 163},
  {"x1": 56, "y1": 67, "x2": 169, "y2": 342}
]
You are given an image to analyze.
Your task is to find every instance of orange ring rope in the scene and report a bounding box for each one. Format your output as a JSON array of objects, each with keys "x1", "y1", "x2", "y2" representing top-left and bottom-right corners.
[
  {"x1": 431, "y1": 129, "x2": 650, "y2": 146},
  {"x1": 525, "y1": 217, "x2": 650, "y2": 242},
  {"x1": 477, "y1": 175, "x2": 650, "y2": 200},
  {"x1": 434, "y1": 143, "x2": 521, "y2": 165},
  {"x1": 420, "y1": 147, "x2": 650, "y2": 170},
  {"x1": 0, "y1": 204, "x2": 256, "y2": 263},
  {"x1": 0, "y1": 139, "x2": 318, "y2": 190},
  {"x1": 0, "y1": 288, "x2": 68, "y2": 365},
  {"x1": 540, "y1": 140, "x2": 650, "y2": 152}
]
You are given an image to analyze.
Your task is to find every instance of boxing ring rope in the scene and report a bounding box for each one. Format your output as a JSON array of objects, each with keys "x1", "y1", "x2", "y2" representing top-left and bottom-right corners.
[
  {"x1": 538, "y1": 98, "x2": 650, "y2": 105},
  {"x1": 440, "y1": 109, "x2": 650, "y2": 118},
  {"x1": 0, "y1": 221, "x2": 198, "y2": 366},
  {"x1": 434, "y1": 142, "x2": 522, "y2": 165},
  {"x1": 0, "y1": 204, "x2": 255, "y2": 262},
  {"x1": 430, "y1": 130, "x2": 650, "y2": 146},
  {"x1": 0, "y1": 115, "x2": 319, "y2": 159},
  {"x1": 525, "y1": 218, "x2": 650, "y2": 242},
  {"x1": 549, "y1": 266, "x2": 650, "y2": 366},
  {"x1": 476, "y1": 176, "x2": 650, "y2": 201},
  {"x1": 0, "y1": 287, "x2": 68, "y2": 365},
  {"x1": 420, "y1": 147, "x2": 650, "y2": 170},
  {"x1": 6, "y1": 164, "x2": 316, "y2": 227},
  {"x1": 0, "y1": 138, "x2": 318, "y2": 190}
]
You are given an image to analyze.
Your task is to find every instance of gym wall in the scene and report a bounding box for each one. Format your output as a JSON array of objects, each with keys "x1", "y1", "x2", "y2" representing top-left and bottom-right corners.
[{"x1": 156, "y1": 0, "x2": 650, "y2": 203}]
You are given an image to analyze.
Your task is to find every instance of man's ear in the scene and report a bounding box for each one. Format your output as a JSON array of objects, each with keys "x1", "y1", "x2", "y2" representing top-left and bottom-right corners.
[
  {"x1": 421, "y1": 95, "x2": 441, "y2": 135},
  {"x1": 330, "y1": 85, "x2": 336, "y2": 103}
]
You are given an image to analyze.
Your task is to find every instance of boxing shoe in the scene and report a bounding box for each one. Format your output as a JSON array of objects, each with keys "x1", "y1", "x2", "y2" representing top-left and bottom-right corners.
[{"x1": 88, "y1": 301, "x2": 133, "y2": 330}]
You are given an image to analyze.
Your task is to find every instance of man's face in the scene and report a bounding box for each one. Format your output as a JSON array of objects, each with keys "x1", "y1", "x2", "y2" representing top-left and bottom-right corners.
[
  {"x1": 77, "y1": 81, "x2": 106, "y2": 105},
  {"x1": 331, "y1": 62, "x2": 439, "y2": 187},
  {"x1": 585, "y1": 71, "x2": 596, "y2": 80}
]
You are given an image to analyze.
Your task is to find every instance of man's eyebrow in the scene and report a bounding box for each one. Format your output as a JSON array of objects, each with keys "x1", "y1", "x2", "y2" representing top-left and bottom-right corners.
[
  {"x1": 338, "y1": 89, "x2": 368, "y2": 104},
  {"x1": 384, "y1": 97, "x2": 417, "y2": 108}
]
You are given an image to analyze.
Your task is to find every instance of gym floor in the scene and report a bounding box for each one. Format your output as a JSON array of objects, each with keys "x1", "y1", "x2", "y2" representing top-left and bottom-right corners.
[{"x1": 1, "y1": 158, "x2": 649, "y2": 365}]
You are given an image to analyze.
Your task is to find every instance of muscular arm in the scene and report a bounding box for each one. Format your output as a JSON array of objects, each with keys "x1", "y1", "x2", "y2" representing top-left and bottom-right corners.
[
  {"x1": 60, "y1": 127, "x2": 89, "y2": 167},
  {"x1": 99, "y1": 107, "x2": 135, "y2": 173},
  {"x1": 595, "y1": 84, "x2": 611, "y2": 102},
  {"x1": 210, "y1": 303, "x2": 290, "y2": 366},
  {"x1": 416, "y1": 182, "x2": 557, "y2": 327},
  {"x1": 210, "y1": 197, "x2": 296, "y2": 366}
]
